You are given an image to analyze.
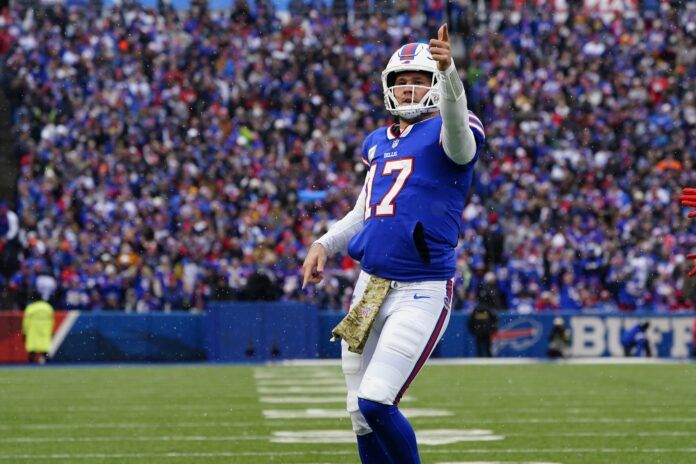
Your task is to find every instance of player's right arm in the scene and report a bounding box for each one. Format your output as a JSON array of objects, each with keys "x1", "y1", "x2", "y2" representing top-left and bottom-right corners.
[{"x1": 302, "y1": 173, "x2": 369, "y2": 288}]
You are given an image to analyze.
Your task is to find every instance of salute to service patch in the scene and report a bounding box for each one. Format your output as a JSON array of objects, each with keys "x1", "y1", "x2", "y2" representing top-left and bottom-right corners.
[{"x1": 330, "y1": 275, "x2": 392, "y2": 354}]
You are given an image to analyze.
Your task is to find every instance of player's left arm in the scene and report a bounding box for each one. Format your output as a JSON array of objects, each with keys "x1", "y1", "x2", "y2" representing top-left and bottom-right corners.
[{"x1": 429, "y1": 24, "x2": 480, "y2": 165}]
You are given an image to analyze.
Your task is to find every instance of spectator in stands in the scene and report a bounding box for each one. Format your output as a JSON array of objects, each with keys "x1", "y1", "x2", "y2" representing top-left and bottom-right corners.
[
  {"x1": 0, "y1": 1, "x2": 693, "y2": 312},
  {"x1": 0, "y1": 202, "x2": 19, "y2": 280},
  {"x1": 621, "y1": 322, "x2": 652, "y2": 357}
]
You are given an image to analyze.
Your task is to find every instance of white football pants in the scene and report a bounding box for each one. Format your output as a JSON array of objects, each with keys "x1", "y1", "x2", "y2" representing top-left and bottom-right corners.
[{"x1": 342, "y1": 270, "x2": 453, "y2": 435}]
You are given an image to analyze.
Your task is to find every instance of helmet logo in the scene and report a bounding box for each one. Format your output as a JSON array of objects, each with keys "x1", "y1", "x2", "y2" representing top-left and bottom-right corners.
[{"x1": 398, "y1": 43, "x2": 420, "y2": 63}]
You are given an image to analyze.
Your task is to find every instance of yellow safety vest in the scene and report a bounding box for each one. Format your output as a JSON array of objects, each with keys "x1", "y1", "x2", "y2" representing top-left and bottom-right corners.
[{"x1": 22, "y1": 301, "x2": 55, "y2": 353}]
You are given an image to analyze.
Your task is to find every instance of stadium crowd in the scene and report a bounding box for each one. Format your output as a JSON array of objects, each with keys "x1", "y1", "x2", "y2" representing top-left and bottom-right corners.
[{"x1": 0, "y1": 0, "x2": 694, "y2": 313}]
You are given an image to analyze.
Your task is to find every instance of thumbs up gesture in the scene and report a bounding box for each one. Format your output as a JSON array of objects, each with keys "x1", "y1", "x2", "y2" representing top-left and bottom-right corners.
[{"x1": 429, "y1": 23, "x2": 452, "y2": 72}]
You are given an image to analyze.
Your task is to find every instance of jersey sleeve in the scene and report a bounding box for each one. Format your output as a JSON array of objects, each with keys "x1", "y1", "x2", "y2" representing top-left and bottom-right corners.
[
  {"x1": 360, "y1": 133, "x2": 372, "y2": 167},
  {"x1": 467, "y1": 111, "x2": 486, "y2": 157}
]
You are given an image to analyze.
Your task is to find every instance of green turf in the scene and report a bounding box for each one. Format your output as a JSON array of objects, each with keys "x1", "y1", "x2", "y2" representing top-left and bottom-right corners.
[{"x1": 0, "y1": 362, "x2": 694, "y2": 463}]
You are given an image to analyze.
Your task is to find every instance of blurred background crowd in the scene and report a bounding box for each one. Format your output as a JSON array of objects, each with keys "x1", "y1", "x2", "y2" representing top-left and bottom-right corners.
[{"x1": 0, "y1": 0, "x2": 694, "y2": 313}]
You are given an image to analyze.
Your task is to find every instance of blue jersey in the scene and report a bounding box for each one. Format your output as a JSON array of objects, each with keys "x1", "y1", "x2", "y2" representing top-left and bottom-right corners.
[{"x1": 347, "y1": 112, "x2": 485, "y2": 281}]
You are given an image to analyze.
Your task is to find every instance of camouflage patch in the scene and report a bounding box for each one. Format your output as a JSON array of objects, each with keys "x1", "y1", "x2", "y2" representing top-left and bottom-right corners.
[{"x1": 330, "y1": 275, "x2": 392, "y2": 354}]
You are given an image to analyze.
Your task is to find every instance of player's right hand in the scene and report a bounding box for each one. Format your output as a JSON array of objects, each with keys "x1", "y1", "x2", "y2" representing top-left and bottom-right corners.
[{"x1": 302, "y1": 243, "x2": 327, "y2": 289}]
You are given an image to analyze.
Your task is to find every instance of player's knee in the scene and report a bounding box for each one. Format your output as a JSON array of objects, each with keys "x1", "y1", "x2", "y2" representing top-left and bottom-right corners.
[
  {"x1": 358, "y1": 397, "x2": 395, "y2": 424},
  {"x1": 350, "y1": 410, "x2": 373, "y2": 436},
  {"x1": 358, "y1": 374, "x2": 395, "y2": 404},
  {"x1": 383, "y1": 320, "x2": 427, "y2": 359}
]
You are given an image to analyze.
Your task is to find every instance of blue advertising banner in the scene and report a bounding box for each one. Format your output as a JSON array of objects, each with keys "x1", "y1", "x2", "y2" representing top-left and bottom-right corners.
[
  {"x1": 20, "y1": 309, "x2": 692, "y2": 363},
  {"x1": 206, "y1": 302, "x2": 319, "y2": 362},
  {"x1": 52, "y1": 313, "x2": 206, "y2": 362},
  {"x1": 318, "y1": 312, "x2": 696, "y2": 359}
]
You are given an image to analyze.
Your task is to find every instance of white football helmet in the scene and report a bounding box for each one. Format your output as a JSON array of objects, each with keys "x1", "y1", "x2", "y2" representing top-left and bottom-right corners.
[{"x1": 382, "y1": 43, "x2": 441, "y2": 121}]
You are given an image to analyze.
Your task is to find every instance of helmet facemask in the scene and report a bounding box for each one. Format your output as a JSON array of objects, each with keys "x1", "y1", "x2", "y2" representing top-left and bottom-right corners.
[
  {"x1": 382, "y1": 43, "x2": 441, "y2": 121},
  {"x1": 383, "y1": 71, "x2": 441, "y2": 121}
]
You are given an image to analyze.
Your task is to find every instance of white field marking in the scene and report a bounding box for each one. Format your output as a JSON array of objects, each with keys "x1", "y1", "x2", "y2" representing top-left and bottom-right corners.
[
  {"x1": 0, "y1": 404, "x2": 255, "y2": 413},
  {"x1": 271, "y1": 429, "x2": 504, "y2": 445},
  {"x1": 259, "y1": 396, "x2": 346, "y2": 403},
  {"x1": 258, "y1": 394, "x2": 414, "y2": 404},
  {"x1": 258, "y1": 386, "x2": 347, "y2": 394},
  {"x1": 388, "y1": 417, "x2": 696, "y2": 424},
  {"x1": 255, "y1": 378, "x2": 346, "y2": 386},
  {"x1": 253, "y1": 368, "x2": 337, "y2": 378},
  {"x1": 0, "y1": 435, "x2": 268, "y2": 443},
  {"x1": 277, "y1": 357, "x2": 693, "y2": 367},
  {"x1": 2, "y1": 448, "x2": 696, "y2": 460},
  {"x1": 48, "y1": 310, "x2": 79, "y2": 358},
  {"x1": 3, "y1": 430, "x2": 693, "y2": 445},
  {"x1": 437, "y1": 462, "x2": 561, "y2": 464},
  {"x1": 506, "y1": 431, "x2": 696, "y2": 438},
  {"x1": 263, "y1": 408, "x2": 453, "y2": 419},
  {"x1": 0, "y1": 421, "x2": 312, "y2": 431},
  {"x1": 4, "y1": 415, "x2": 696, "y2": 431}
]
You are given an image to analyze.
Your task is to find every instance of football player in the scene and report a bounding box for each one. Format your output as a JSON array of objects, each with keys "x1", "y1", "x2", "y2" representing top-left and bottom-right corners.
[{"x1": 302, "y1": 24, "x2": 485, "y2": 463}]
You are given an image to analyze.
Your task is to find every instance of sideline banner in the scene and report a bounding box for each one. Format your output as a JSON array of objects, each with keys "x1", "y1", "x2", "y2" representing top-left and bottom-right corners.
[{"x1": 0, "y1": 311, "x2": 71, "y2": 363}]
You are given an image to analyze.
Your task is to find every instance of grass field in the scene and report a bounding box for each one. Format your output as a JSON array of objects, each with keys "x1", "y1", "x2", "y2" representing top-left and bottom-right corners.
[{"x1": 1, "y1": 361, "x2": 695, "y2": 464}]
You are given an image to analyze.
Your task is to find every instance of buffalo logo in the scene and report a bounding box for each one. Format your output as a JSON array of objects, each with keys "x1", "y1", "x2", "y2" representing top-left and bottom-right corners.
[{"x1": 492, "y1": 318, "x2": 543, "y2": 353}]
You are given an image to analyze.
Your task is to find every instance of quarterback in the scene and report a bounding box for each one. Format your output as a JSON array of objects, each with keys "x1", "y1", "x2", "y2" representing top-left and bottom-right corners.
[{"x1": 302, "y1": 24, "x2": 485, "y2": 463}]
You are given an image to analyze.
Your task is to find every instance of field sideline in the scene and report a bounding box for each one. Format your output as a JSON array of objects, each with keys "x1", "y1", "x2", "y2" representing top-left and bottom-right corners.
[{"x1": 1, "y1": 362, "x2": 695, "y2": 463}]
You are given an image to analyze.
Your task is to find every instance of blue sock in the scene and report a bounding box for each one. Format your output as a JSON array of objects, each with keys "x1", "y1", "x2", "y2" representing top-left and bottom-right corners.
[
  {"x1": 356, "y1": 432, "x2": 394, "y2": 464},
  {"x1": 358, "y1": 398, "x2": 420, "y2": 464}
]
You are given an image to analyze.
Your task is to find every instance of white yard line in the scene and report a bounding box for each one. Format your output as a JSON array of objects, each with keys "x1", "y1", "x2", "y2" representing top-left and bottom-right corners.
[
  {"x1": 255, "y1": 379, "x2": 346, "y2": 386},
  {"x1": 2, "y1": 430, "x2": 692, "y2": 444},
  {"x1": 1, "y1": 448, "x2": 695, "y2": 460},
  {"x1": 259, "y1": 396, "x2": 346, "y2": 403},
  {"x1": 263, "y1": 408, "x2": 453, "y2": 419},
  {"x1": 257, "y1": 386, "x2": 346, "y2": 394},
  {"x1": 3, "y1": 416, "x2": 696, "y2": 431},
  {"x1": 0, "y1": 435, "x2": 268, "y2": 443}
]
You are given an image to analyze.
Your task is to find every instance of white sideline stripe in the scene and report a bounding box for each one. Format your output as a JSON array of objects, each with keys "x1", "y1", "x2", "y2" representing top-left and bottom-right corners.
[
  {"x1": 48, "y1": 311, "x2": 79, "y2": 358},
  {"x1": 258, "y1": 386, "x2": 346, "y2": 393},
  {"x1": 2, "y1": 448, "x2": 696, "y2": 460},
  {"x1": 277, "y1": 357, "x2": 695, "y2": 367}
]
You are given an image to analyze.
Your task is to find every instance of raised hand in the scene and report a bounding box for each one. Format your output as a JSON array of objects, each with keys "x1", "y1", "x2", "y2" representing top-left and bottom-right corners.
[{"x1": 429, "y1": 24, "x2": 452, "y2": 72}]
